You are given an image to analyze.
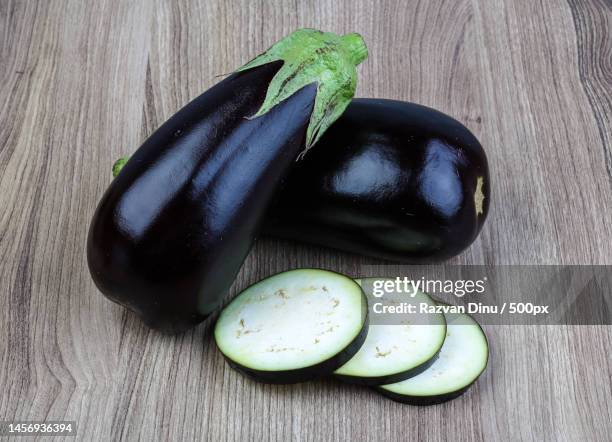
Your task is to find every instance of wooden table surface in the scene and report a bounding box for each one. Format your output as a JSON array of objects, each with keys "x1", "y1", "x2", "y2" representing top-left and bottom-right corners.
[{"x1": 1, "y1": 0, "x2": 611, "y2": 440}]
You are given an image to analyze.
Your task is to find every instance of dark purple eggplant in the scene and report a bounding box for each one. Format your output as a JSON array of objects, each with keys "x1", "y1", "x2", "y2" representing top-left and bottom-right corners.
[
  {"x1": 264, "y1": 99, "x2": 490, "y2": 262},
  {"x1": 87, "y1": 29, "x2": 367, "y2": 332}
]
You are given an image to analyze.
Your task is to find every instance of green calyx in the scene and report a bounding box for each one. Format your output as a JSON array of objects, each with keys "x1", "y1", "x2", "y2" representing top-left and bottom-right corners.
[
  {"x1": 112, "y1": 157, "x2": 128, "y2": 177},
  {"x1": 236, "y1": 28, "x2": 368, "y2": 152}
]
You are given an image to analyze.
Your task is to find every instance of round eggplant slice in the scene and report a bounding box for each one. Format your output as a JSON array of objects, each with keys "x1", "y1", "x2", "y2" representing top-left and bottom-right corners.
[
  {"x1": 214, "y1": 269, "x2": 368, "y2": 384},
  {"x1": 378, "y1": 305, "x2": 489, "y2": 405},
  {"x1": 333, "y1": 279, "x2": 446, "y2": 385}
]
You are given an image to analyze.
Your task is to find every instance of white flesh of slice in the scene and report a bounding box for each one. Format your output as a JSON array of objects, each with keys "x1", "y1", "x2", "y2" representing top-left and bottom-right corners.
[
  {"x1": 214, "y1": 269, "x2": 366, "y2": 372},
  {"x1": 380, "y1": 310, "x2": 488, "y2": 396},
  {"x1": 334, "y1": 281, "x2": 446, "y2": 379}
]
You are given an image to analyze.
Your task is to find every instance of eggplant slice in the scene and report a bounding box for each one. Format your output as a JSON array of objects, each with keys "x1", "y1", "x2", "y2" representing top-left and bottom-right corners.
[
  {"x1": 333, "y1": 278, "x2": 446, "y2": 385},
  {"x1": 378, "y1": 305, "x2": 489, "y2": 405},
  {"x1": 214, "y1": 269, "x2": 368, "y2": 383}
]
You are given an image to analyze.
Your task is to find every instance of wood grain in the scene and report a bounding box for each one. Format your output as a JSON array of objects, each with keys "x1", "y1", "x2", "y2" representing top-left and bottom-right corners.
[{"x1": 1, "y1": 0, "x2": 611, "y2": 440}]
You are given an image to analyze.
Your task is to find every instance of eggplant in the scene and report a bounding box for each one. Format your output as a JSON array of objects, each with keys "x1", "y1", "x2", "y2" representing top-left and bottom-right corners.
[
  {"x1": 214, "y1": 269, "x2": 368, "y2": 384},
  {"x1": 87, "y1": 29, "x2": 368, "y2": 332},
  {"x1": 265, "y1": 99, "x2": 490, "y2": 262}
]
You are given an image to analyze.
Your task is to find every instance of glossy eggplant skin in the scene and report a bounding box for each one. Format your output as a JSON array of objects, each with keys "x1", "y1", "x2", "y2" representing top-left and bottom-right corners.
[
  {"x1": 265, "y1": 99, "x2": 490, "y2": 262},
  {"x1": 87, "y1": 61, "x2": 317, "y2": 333}
]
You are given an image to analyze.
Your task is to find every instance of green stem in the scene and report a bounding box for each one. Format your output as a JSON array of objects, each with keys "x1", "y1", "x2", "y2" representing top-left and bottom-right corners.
[
  {"x1": 112, "y1": 157, "x2": 129, "y2": 177},
  {"x1": 236, "y1": 28, "x2": 367, "y2": 149}
]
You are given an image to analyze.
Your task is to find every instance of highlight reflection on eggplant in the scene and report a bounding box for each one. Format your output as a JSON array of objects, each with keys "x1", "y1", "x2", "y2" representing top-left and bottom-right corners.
[
  {"x1": 265, "y1": 99, "x2": 490, "y2": 262},
  {"x1": 87, "y1": 29, "x2": 368, "y2": 332}
]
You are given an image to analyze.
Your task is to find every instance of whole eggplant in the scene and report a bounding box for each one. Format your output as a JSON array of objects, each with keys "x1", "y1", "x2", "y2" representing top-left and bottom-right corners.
[
  {"x1": 264, "y1": 99, "x2": 490, "y2": 262},
  {"x1": 87, "y1": 29, "x2": 367, "y2": 332}
]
